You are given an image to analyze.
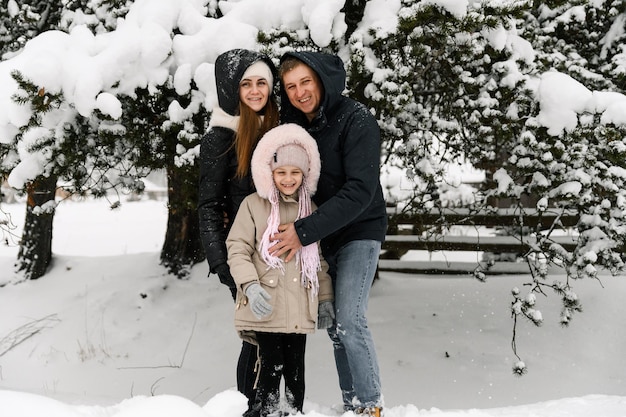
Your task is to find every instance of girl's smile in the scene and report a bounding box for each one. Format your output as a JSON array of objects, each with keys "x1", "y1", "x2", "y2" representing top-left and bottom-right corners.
[{"x1": 273, "y1": 165, "x2": 304, "y2": 196}]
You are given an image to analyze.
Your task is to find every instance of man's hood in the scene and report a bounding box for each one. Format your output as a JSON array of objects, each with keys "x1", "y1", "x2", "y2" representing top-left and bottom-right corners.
[{"x1": 279, "y1": 51, "x2": 346, "y2": 123}]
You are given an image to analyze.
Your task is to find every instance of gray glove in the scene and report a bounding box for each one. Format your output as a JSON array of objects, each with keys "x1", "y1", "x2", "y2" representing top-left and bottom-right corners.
[
  {"x1": 245, "y1": 282, "x2": 272, "y2": 319},
  {"x1": 317, "y1": 301, "x2": 335, "y2": 329}
]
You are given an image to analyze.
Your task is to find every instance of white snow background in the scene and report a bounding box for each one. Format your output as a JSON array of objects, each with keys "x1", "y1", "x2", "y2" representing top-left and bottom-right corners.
[{"x1": 1, "y1": 0, "x2": 626, "y2": 415}]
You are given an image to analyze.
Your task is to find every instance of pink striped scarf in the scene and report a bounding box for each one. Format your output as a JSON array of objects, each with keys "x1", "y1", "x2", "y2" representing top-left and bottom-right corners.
[{"x1": 259, "y1": 177, "x2": 320, "y2": 297}]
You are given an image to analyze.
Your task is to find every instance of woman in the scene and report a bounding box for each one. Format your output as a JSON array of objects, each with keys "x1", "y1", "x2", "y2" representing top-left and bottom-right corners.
[{"x1": 198, "y1": 48, "x2": 279, "y2": 407}]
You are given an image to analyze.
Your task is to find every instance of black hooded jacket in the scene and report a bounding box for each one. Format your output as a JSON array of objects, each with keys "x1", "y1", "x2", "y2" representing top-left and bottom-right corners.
[
  {"x1": 198, "y1": 49, "x2": 276, "y2": 273},
  {"x1": 279, "y1": 51, "x2": 387, "y2": 257}
]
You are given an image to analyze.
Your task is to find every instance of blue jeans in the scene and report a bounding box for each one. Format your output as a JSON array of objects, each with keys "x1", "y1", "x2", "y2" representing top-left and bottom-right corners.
[{"x1": 326, "y1": 240, "x2": 382, "y2": 409}]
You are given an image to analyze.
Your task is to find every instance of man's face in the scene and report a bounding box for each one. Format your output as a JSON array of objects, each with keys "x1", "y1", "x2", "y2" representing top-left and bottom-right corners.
[{"x1": 281, "y1": 63, "x2": 323, "y2": 122}]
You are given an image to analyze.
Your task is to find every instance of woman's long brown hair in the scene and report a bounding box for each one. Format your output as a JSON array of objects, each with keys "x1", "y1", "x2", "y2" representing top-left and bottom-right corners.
[{"x1": 234, "y1": 97, "x2": 279, "y2": 178}]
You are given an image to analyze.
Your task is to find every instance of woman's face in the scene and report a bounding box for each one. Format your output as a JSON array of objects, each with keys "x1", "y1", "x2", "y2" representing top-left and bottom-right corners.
[{"x1": 239, "y1": 76, "x2": 270, "y2": 113}]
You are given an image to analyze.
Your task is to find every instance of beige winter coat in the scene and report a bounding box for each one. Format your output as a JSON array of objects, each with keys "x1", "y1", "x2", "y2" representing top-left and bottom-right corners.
[{"x1": 226, "y1": 192, "x2": 333, "y2": 337}]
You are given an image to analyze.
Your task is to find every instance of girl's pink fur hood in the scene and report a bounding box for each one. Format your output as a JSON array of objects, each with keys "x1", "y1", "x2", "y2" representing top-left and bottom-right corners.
[{"x1": 251, "y1": 123, "x2": 321, "y2": 199}]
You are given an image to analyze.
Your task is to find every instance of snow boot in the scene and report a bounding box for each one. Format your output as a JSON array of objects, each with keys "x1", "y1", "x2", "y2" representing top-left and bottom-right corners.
[{"x1": 355, "y1": 406, "x2": 382, "y2": 417}]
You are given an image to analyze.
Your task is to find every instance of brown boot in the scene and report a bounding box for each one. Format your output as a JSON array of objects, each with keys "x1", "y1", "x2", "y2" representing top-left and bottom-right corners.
[{"x1": 355, "y1": 406, "x2": 382, "y2": 417}]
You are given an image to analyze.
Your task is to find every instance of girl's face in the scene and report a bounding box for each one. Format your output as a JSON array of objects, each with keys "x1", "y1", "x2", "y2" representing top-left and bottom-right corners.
[
  {"x1": 239, "y1": 76, "x2": 270, "y2": 113},
  {"x1": 272, "y1": 166, "x2": 303, "y2": 196}
]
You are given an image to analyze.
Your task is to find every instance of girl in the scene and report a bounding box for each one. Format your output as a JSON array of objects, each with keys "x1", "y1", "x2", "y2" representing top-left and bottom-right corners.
[
  {"x1": 227, "y1": 123, "x2": 334, "y2": 417},
  {"x1": 198, "y1": 49, "x2": 279, "y2": 407}
]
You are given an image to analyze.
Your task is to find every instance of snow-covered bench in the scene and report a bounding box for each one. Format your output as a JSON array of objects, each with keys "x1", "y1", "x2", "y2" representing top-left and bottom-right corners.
[{"x1": 379, "y1": 207, "x2": 579, "y2": 275}]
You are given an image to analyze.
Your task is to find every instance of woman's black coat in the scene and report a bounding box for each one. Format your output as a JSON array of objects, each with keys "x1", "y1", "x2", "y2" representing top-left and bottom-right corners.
[{"x1": 198, "y1": 49, "x2": 275, "y2": 277}]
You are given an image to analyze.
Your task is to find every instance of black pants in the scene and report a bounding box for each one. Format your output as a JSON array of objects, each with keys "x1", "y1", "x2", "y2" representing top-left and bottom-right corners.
[
  {"x1": 229, "y1": 280, "x2": 259, "y2": 408},
  {"x1": 251, "y1": 332, "x2": 307, "y2": 416},
  {"x1": 238, "y1": 340, "x2": 258, "y2": 407}
]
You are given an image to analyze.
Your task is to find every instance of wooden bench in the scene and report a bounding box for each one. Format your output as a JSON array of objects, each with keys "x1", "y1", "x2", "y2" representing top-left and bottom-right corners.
[{"x1": 379, "y1": 207, "x2": 579, "y2": 275}]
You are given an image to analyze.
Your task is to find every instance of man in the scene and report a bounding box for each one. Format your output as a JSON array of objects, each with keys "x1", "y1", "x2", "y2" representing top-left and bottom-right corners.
[{"x1": 270, "y1": 51, "x2": 387, "y2": 417}]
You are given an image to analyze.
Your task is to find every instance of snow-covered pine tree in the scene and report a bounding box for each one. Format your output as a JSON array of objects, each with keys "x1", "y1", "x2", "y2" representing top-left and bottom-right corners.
[
  {"x1": 1, "y1": 1, "x2": 211, "y2": 279},
  {"x1": 0, "y1": 0, "x2": 138, "y2": 280},
  {"x1": 348, "y1": 0, "x2": 532, "y2": 227},
  {"x1": 497, "y1": 0, "x2": 626, "y2": 369},
  {"x1": 7, "y1": 71, "x2": 63, "y2": 279},
  {"x1": 350, "y1": 0, "x2": 626, "y2": 373},
  {"x1": 61, "y1": 0, "x2": 209, "y2": 278},
  {"x1": 117, "y1": 82, "x2": 208, "y2": 278},
  {"x1": 0, "y1": 2, "x2": 67, "y2": 279}
]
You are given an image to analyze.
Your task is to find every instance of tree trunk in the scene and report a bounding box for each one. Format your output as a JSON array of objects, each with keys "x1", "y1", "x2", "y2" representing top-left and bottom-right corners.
[
  {"x1": 16, "y1": 175, "x2": 57, "y2": 280},
  {"x1": 160, "y1": 162, "x2": 205, "y2": 278}
]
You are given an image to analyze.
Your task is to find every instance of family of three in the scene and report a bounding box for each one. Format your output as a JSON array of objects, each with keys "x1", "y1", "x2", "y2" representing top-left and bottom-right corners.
[{"x1": 198, "y1": 48, "x2": 388, "y2": 417}]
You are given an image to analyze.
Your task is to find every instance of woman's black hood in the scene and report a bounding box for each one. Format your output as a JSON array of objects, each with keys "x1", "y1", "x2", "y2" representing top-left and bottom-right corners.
[{"x1": 214, "y1": 49, "x2": 277, "y2": 116}]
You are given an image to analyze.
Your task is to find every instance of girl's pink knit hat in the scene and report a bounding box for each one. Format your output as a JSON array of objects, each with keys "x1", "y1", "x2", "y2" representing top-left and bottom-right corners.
[{"x1": 251, "y1": 123, "x2": 322, "y2": 296}]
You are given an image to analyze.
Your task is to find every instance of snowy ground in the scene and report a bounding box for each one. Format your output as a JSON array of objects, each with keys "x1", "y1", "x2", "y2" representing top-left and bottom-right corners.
[{"x1": 0, "y1": 198, "x2": 625, "y2": 417}]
